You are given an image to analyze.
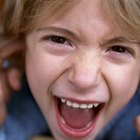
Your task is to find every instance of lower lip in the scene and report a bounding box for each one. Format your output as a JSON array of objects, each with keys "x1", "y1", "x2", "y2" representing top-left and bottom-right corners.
[{"x1": 54, "y1": 97, "x2": 101, "y2": 138}]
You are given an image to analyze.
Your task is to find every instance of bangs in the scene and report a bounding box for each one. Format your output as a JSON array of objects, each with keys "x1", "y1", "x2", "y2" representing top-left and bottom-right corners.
[
  {"x1": 3, "y1": 0, "x2": 75, "y2": 35},
  {"x1": 105, "y1": 0, "x2": 140, "y2": 42}
]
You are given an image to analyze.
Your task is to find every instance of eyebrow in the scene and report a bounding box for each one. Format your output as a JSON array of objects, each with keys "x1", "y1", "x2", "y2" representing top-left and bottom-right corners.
[
  {"x1": 37, "y1": 26, "x2": 139, "y2": 45},
  {"x1": 102, "y1": 36, "x2": 139, "y2": 46},
  {"x1": 37, "y1": 26, "x2": 80, "y2": 41}
]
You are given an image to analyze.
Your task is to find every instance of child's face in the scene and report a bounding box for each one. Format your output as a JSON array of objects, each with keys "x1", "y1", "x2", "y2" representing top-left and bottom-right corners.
[{"x1": 25, "y1": 0, "x2": 140, "y2": 139}]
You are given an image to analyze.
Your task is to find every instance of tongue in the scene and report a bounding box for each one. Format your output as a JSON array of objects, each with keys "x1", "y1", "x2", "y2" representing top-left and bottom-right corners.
[{"x1": 60, "y1": 103, "x2": 94, "y2": 129}]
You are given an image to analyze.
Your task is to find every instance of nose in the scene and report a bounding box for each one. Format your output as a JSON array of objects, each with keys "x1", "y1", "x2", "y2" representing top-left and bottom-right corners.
[{"x1": 68, "y1": 55, "x2": 101, "y2": 91}]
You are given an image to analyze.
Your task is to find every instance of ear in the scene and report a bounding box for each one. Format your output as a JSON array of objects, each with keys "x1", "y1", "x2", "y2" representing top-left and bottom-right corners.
[{"x1": 7, "y1": 68, "x2": 22, "y2": 91}]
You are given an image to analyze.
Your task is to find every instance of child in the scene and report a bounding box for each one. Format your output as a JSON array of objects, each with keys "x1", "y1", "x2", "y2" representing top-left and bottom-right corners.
[{"x1": 0, "y1": 0, "x2": 140, "y2": 140}]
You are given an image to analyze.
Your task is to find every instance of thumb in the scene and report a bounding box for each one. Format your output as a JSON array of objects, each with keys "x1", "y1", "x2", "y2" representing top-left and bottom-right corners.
[
  {"x1": 134, "y1": 115, "x2": 140, "y2": 135},
  {"x1": 0, "y1": 74, "x2": 7, "y2": 125},
  {"x1": 7, "y1": 68, "x2": 22, "y2": 91},
  {"x1": 0, "y1": 103, "x2": 7, "y2": 126}
]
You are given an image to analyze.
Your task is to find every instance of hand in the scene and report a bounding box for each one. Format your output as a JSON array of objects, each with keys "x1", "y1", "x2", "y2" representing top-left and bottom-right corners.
[
  {"x1": 135, "y1": 115, "x2": 140, "y2": 135},
  {"x1": 0, "y1": 39, "x2": 24, "y2": 125}
]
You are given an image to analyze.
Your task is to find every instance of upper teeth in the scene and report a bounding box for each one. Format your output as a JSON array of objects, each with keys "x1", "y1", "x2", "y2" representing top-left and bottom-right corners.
[{"x1": 61, "y1": 98, "x2": 99, "y2": 109}]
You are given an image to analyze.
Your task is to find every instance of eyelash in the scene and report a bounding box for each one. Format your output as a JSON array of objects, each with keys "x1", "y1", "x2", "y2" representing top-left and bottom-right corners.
[
  {"x1": 41, "y1": 35, "x2": 71, "y2": 46},
  {"x1": 107, "y1": 45, "x2": 134, "y2": 55},
  {"x1": 41, "y1": 35, "x2": 134, "y2": 56}
]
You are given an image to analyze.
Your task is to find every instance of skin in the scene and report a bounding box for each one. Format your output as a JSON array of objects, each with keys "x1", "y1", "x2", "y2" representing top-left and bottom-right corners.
[
  {"x1": 0, "y1": 68, "x2": 21, "y2": 125},
  {"x1": 135, "y1": 115, "x2": 140, "y2": 135},
  {"x1": 0, "y1": 40, "x2": 22, "y2": 125},
  {"x1": 25, "y1": 0, "x2": 140, "y2": 140},
  {"x1": 0, "y1": 5, "x2": 22, "y2": 125}
]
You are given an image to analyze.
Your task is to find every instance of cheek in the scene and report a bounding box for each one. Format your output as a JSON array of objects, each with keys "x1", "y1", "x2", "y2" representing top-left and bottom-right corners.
[
  {"x1": 106, "y1": 64, "x2": 139, "y2": 108},
  {"x1": 25, "y1": 53, "x2": 59, "y2": 119},
  {"x1": 25, "y1": 51, "x2": 48, "y2": 109},
  {"x1": 25, "y1": 54, "x2": 46, "y2": 92},
  {"x1": 102, "y1": 63, "x2": 139, "y2": 123},
  {"x1": 25, "y1": 49, "x2": 67, "y2": 100}
]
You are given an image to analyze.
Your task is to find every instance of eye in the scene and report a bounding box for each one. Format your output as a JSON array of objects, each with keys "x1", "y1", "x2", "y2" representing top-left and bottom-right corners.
[
  {"x1": 107, "y1": 45, "x2": 132, "y2": 54},
  {"x1": 41, "y1": 35, "x2": 71, "y2": 46},
  {"x1": 51, "y1": 36, "x2": 67, "y2": 44}
]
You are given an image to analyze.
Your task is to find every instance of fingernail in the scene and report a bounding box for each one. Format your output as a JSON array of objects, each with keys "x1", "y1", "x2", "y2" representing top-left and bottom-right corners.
[{"x1": 2, "y1": 59, "x2": 11, "y2": 69}]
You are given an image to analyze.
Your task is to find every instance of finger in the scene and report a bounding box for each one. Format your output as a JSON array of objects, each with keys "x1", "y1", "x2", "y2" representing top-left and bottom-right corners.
[
  {"x1": 0, "y1": 73, "x2": 8, "y2": 125},
  {"x1": 0, "y1": 39, "x2": 25, "y2": 72},
  {"x1": 0, "y1": 59, "x2": 22, "y2": 126},
  {"x1": 0, "y1": 39, "x2": 24, "y2": 58},
  {"x1": 134, "y1": 115, "x2": 140, "y2": 135},
  {"x1": 0, "y1": 102, "x2": 7, "y2": 125},
  {"x1": 7, "y1": 68, "x2": 22, "y2": 91},
  {"x1": 0, "y1": 67, "x2": 22, "y2": 103},
  {"x1": 0, "y1": 70, "x2": 11, "y2": 104}
]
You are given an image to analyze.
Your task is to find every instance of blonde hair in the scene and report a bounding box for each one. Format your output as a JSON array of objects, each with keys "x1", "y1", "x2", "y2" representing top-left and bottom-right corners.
[
  {"x1": 0, "y1": 0, "x2": 139, "y2": 98},
  {"x1": 106, "y1": 0, "x2": 140, "y2": 41},
  {"x1": 1, "y1": 0, "x2": 140, "y2": 40},
  {"x1": 0, "y1": 0, "x2": 139, "y2": 69},
  {"x1": 2, "y1": 0, "x2": 75, "y2": 36}
]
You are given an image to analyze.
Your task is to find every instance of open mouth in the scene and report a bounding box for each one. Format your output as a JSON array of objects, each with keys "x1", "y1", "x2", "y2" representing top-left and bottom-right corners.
[{"x1": 54, "y1": 96, "x2": 104, "y2": 138}]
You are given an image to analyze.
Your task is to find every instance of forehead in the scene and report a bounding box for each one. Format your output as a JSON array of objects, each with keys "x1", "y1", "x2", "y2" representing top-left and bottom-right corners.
[
  {"x1": 39, "y1": 0, "x2": 121, "y2": 41},
  {"x1": 24, "y1": 0, "x2": 139, "y2": 43}
]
